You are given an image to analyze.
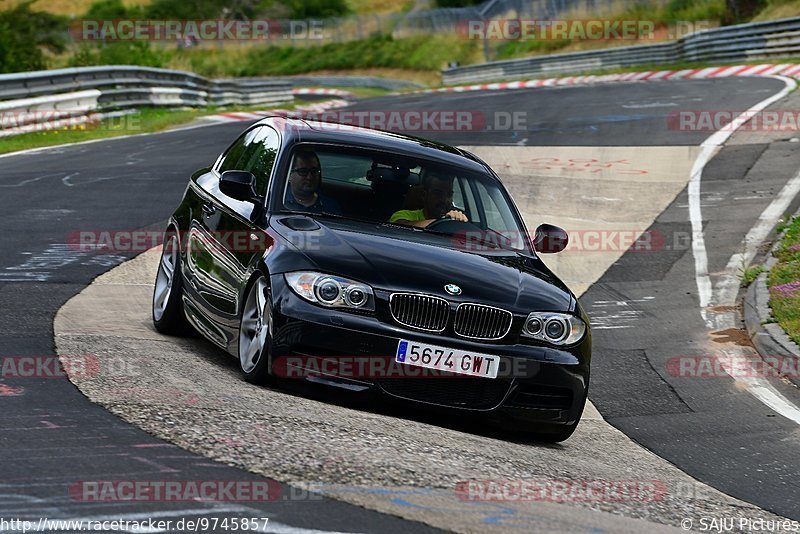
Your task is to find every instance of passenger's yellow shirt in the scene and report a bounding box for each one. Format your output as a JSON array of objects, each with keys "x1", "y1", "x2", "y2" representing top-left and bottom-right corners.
[{"x1": 389, "y1": 209, "x2": 426, "y2": 223}]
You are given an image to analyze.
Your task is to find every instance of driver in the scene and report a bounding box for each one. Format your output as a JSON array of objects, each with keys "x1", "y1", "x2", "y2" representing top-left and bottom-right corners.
[
  {"x1": 389, "y1": 171, "x2": 468, "y2": 228},
  {"x1": 284, "y1": 149, "x2": 341, "y2": 214}
]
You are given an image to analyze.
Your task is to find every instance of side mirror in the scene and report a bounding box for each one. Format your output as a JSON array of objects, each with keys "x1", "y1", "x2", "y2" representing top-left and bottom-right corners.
[
  {"x1": 220, "y1": 170, "x2": 257, "y2": 202},
  {"x1": 534, "y1": 224, "x2": 569, "y2": 254}
]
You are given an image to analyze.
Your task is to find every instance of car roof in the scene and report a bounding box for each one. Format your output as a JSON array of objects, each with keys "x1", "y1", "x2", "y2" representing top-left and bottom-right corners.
[{"x1": 255, "y1": 116, "x2": 492, "y2": 176}]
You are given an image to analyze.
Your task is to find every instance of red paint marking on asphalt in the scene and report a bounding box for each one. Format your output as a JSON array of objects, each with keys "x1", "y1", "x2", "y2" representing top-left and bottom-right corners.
[
  {"x1": 0, "y1": 384, "x2": 25, "y2": 396},
  {"x1": 132, "y1": 456, "x2": 180, "y2": 473}
]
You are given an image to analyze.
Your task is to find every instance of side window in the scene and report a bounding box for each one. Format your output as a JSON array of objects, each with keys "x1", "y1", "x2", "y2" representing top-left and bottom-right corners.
[
  {"x1": 237, "y1": 127, "x2": 280, "y2": 196},
  {"x1": 218, "y1": 128, "x2": 260, "y2": 173},
  {"x1": 318, "y1": 153, "x2": 373, "y2": 185}
]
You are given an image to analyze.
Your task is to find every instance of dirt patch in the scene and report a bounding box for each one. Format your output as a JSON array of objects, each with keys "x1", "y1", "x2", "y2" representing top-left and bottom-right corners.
[
  {"x1": 708, "y1": 305, "x2": 741, "y2": 313},
  {"x1": 710, "y1": 328, "x2": 754, "y2": 347}
]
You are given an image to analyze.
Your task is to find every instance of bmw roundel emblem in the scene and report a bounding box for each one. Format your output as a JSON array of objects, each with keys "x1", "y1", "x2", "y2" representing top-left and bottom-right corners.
[{"x1": 445, "y1": 284, "x2": 462, "y2": 295}]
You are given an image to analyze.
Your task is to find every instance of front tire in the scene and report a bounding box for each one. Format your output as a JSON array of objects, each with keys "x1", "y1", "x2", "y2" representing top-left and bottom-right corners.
[
  {"x1": 152, "y1": 230, "x2": 192, "y2": 335},
  {"x1": 239, "y1": 276, "x2": 273, "y2": 384}
]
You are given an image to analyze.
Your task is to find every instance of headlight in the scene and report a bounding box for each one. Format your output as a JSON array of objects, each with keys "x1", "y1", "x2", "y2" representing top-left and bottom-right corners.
[
  {"x1": 521, "y1": 312, "x2": 585, "y2": 345},
  {"x1": 284, "y1": 272, "x2": 375, "y2": 311}
]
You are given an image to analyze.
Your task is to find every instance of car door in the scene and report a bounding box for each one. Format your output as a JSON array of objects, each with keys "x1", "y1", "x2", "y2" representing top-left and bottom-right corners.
[{"x1": 185, "y1": 126, "x2": 280, "y2": 346}]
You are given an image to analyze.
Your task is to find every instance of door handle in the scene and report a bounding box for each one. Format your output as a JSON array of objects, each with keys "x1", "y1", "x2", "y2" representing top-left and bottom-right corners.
[{"x1": 202, "y1": 203, "x2": 217, "y2": 216}]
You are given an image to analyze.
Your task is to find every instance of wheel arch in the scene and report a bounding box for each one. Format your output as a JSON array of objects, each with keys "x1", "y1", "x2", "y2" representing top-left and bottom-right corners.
[{"x1": 239, "y1": 266, "x2": 271, "y2": 319}]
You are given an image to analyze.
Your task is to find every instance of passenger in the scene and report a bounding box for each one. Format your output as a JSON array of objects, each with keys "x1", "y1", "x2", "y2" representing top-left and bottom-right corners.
[
  {"x1": 284, "y1": 150, "x2": 342, "y2": 214},
  {"x1": 389, "y1": 171, "x2": 468, "y2": 228}
]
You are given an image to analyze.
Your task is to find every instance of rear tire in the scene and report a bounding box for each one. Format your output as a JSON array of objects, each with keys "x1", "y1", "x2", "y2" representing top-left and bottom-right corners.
[
  {"x1": 152, "y1": 230, "x2": 192, "y2": 335},
  {"x1": 239, "y1": 276, "x2": 273, "y2": 384}
]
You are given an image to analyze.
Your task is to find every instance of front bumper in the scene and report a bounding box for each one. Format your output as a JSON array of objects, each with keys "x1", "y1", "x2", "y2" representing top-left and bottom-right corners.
[{"x1": 270, "y1": 275, "x2": 590, "y2": 429}]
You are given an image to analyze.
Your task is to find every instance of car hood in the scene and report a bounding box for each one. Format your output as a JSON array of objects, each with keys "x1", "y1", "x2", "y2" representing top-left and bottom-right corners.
[{"x1": 271, "y1": 216, "x2": 573, "y2": 312}]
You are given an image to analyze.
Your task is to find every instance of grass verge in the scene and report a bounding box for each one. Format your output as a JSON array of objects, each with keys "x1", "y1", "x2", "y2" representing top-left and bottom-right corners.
[
  {"x1": 0, "y1": 107, "x2": 205, "y2": 155},
  {"x1": 0, "y1": 96, "x2": 348, "y2": 155},
  {"x1": 0, "y1": 96, "x2": 344, "y2": 155},
  {"x1": 767, "y1": 215, "x2": 800, "y2": 345},
  {"x1": 741, "y1": 265, "x2": 765, "y2": 287},
  {"x1": 59, "y1": 35, "x2": 480, "y2": 79}
]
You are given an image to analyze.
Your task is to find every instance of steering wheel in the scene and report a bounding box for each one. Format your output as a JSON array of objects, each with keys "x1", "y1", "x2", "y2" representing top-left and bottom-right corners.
[{"x1": 424, "y1": 216, "x2": 481, "y2": 233}]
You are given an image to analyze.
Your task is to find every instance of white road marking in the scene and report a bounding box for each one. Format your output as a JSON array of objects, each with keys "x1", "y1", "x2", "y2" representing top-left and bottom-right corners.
[
  {"x1": 60, "y1": 172, "x2": 80, "y2": 186},
  {"x1": 688, "y1": 74, "x2": 800, "y2": 425},
  {"x1": 688, "y1": 143, "x2": 717, "y2": 317},
  {"x1": 621, "y1": 102, "x2": 678, "y2": 108},
  {"x1": 588, "y1": 299, "x2": 644, "y2": 331},
  {"x1": 717, "y1": 348, "x2": 800, "y2": 425},
  {"x1": 715, "y1": 166, "x2": 800, "y2": 307},
  {"x1": 0, "y1": 172, "x2": 63, "y2": 188},
  {"x1": 0, "y1": 272, "x2": 50, "y2": 282},
  {"x1": 689, "y1": 75, "x2": 796, "y2": 325},
  {"x1": 1, "y1": 244, "x2": 128, "y2": 281}
]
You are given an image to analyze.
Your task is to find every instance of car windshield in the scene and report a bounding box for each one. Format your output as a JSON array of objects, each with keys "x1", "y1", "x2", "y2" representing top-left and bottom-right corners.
[{"x1": 277, "y1": 145, "x2": 529, "y2": 252}]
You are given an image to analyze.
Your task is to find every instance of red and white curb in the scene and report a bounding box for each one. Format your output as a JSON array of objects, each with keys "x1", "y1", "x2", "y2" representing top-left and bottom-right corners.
[
  {"x1": 425, "y1": 63, "x2": 800, "y2": 94},
  {"x1": 203, "y1": 98, "x2": 350, "y2": 123},
  {"x1": 203, "y1": 64, "x2": 800, "y2": 123},
  {"x1": 293, "y1": 87, "x2": 354, "y2": 97}
]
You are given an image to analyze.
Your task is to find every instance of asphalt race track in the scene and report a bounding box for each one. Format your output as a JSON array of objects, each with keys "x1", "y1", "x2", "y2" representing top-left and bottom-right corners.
[{"x1": 2, "y1": 75, "x2": 800, "y2": 531}]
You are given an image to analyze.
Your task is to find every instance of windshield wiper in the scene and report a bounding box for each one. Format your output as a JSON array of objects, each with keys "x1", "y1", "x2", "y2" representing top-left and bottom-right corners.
[
  {"x1": 379, "y1": 221, "x2": 422, "y2": 231},
  {"x1": 423, "y1": 226, "x2": 517, "y2": 251},
  {"x1": 482, "y1": 227, "x2": 518, "y2": 250}
]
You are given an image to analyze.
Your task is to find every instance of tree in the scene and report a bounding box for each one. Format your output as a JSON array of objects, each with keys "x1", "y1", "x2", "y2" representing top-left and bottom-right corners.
[{"x1": 0, "y1": 2, "x2": 66, "y2": 73}]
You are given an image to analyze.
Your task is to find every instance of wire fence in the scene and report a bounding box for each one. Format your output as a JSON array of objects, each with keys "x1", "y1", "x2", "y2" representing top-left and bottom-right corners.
[
  {"x1": 442, "y1": 15, "x2": 800, "y2": 84},
  {"x1": 287, "y1": 0, "x2": 665, "y2": 44},
  {"x1": 65, "y1": 0, "x2": 667, "y2": 49}
]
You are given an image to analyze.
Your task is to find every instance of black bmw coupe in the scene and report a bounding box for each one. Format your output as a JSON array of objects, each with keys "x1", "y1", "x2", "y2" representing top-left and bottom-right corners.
[{"x1": 152, "y1": 117, "x2": 591, "y2": 441}]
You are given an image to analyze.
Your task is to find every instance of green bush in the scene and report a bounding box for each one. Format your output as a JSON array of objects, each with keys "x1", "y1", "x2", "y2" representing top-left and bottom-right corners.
[
  {"x1": 433, "y1": 0, "x2": 483, "y2": 6},
  {"x1": 144, "y1": 0, "x2": 228, "y2": 19},
  {"x1": 723, "y1": 0, "x2": 766, "y2": 23},
  {"x1": 285, "y1": 0, "x2": 350, "y2": 18},
  {"x1": 0, "y1": 2, "x2": 67, "y2": 73},
  {"x1": 663, "y1": 0, "x2": 726, "y2": 24},
  {"x1": 495, "y1": 38, "x2": 572, "y2": 60},
  {"x1": 236, "y1": 34, "x2": 477, "y2": 76},
  {"x1": 68, "y1": 42, "x2": 170, "y2": 68},
  {"x1": 85, "y1": 0, "x2": 139, "y2": 19}
]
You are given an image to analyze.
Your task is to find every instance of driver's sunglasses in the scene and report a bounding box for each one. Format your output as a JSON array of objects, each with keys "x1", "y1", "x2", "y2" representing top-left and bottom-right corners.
[{"x1": 291, "y1": 167, "x2": 321, "y2": 177}]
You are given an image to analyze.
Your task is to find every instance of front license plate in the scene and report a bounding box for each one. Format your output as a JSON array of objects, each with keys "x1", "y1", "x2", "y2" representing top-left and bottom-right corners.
[{"x1": 395, "y1": 339, "x2": 500, "y2": 379}]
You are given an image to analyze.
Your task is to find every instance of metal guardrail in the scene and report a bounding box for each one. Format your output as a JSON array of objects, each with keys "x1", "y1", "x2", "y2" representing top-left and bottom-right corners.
[
  {"x1": 0, "y1": 65, "x2": 292, "y2": 104},
  {"x1": 443, "y1": 16, "x2": 800, "y2": 85},
  {"x1": 269, "y1": 75, "x2": 422, "y2": 90},
  {"x1": 0, "y1": 65, "x2": 294, "y2": 136}
]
